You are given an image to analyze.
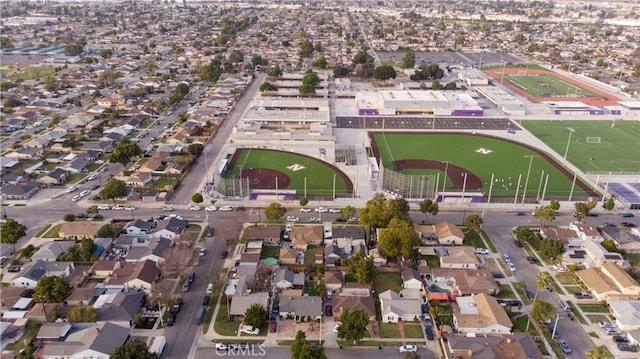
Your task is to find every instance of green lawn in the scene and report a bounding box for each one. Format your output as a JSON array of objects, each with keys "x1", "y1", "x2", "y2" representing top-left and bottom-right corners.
[
  {"x1": 260, "y1": 246, "x2": 280, "y2": 259},
  {"x1": 35, "y1": 224, "x2": 52, "y2": 238},
  {"x1": 503, "y1": 73, "x2": 602, "y2": 98},
  {"x1": 214, "y1": 295, "x2": 240, "y2": 336},
  {"x1": 566, "y1": 301, "x2": 587, "y2": 325},
  {"x1": 555, "y1": 273, "x2": 578, "y2": 285},
  {"x1": 541, "y1": 272, "x2": 565, "y2": 294},
  {"x1": 513, "y1": 282, "x2": 533, "y2": 305},
  {"x1": 372, "y1": 133, "x2": 587, "y2": 198},
  {"x1": 521, "y1": 120, "x2": 640, "y2": 173},
  {"x1": 224, "y1": 149, "x2": 350, "y2": 197},
  {"x1": 511, "y1": 314, "x2": 537, "y2": 335},
  {"x1": 422, "y1": 255, "x2": 440, "y2": 268},
  {"x1": 11, "y1": 66, "x2": 57, "y2": 80},
  {"x1": 304, "y1": 246, "x2": 320, "y2": 265},
  {"x1": 497, "y1": 285, "x2": 515, "y2": 299},
  {"x1": 42, "y1": 224, "x2": 62, "y2": 238},
  {"x1": 154, "y1": 176, "x2": 180, "y2": 190},
  {"x1": 373, "y1": 272, "x2": 403, "y2": 294},
  {"x1": 577, "y1": 303, "x2": 609, "y2": 313},
  {"x1": 587, "y1": 314, "x2": 611, "y2": 324},
  {"x1": 403, "y1": 324, "x2": 424, "y2": 339},
  {"x1": 379, "y1": 323, "x2": 401, "y2": 338}
]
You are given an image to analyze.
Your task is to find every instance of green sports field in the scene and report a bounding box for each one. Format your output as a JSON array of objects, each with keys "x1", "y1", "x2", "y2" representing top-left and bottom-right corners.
[
  {"x1": 521, "y1": 120, "x2": 640, "y2": 173},
  {"x1": 504, "y1": 74, "x2": 603, "y2": 99},
  {"x1": 373, "y1": 133, "x2": 590, "y2": 198},
  {"x1": 224, "y1": 149, "x2": 349, "y2": 196}
]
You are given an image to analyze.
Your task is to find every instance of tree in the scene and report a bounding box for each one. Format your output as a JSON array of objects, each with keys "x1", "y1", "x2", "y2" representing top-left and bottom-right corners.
[
  {"x1": 243, "y1": 304, "x2": 267, "y2": 329},
  {"x1": 360, "y1": 193, "x2": 410, "y2": 233},
  {"x1": 526, "y1": 273, "x2": 550, "y2": 332},
  {"x1": 59, "y1": 238, "x2": 97, "y2": 262},
  {"x1": 110, "y1": 339, "x2": 158, "y2": 359},
  {"x1": 291, "y1": 330, "x2": 325, "y2": 359},
  {"x1": 531, "y1": 299, "x2": 555, "y2": 324},
  {"x1": 1, "y1": 218, "x2": 27, "y2": 253},
  {"x1": 299, "y1": 197, "x2": 309, "y2": 206},
  {"x1": 267, "y1": 64, "x2": 282, "y2": 77},
  {"x1": 63, "y1": 213, "x2": 76, "y2": 222},
  {"x1": 33, "y1": 276, "x2": 71, "y2": 304},
  {"x1": 302, "y1": 71, "x2": 320, "y2": 87},
  {"x1": 109, "y1": 138, "x2": 141, "y2": 165},
  {"x1": 188, "y1": 143, "x2": 204, "y2": 157},
  {"x1": 419, "y1": 198, "x2": 439, "y2": 222},
  {"x1": 540, "y1": 238, "x2": 564, "y2": 258},
  {"x1": 602, "y1": 197, "x2": 615, "y2": 211},
  {"x1": 299, "y1": 83, "x2": 316, "y2": 94},
  {"x1": 97, "y1": 224, "x2": 119, "y2": 238},
  {"x1": 513, "y1": 226, "x2": 535, "y2": 242},
  {"x1": 264, "y1": 202, "x2": 287, "y2": 221},
  {"x1": 585, "y1": 345, "x2": 613, "y2": 359},
  {"x1": 378, "y1": 217, "x2": 419, "y2": 259},
  {"x1": 312, "y1": 55, "x2": 327, "y2": 69},
  {"x1": 548, "y1": 200, "x2": 560, "y2": 211},
  {"x1": 336, "y1": 308, "x2": 369, "y2": 344},
  {"x1": 67, "y1": 306, "x2": 98, "y2": 322},
  {"x1": 373, "y1": 65, "x2": 397, "y2": 80},
  {"x1": 463, "y1": 214, "x2": 483, "y2": 235},
  {"x1": 533, "y1": 206, "x2": 555, "y2": 225},
  {"x1": 574, "y1": 201, "x2": 596, "y2": 222},
  {"x1": 100, "y1": 179, "x2": 127, "y2": 201},
  {"x1": 347, "y1": 252, "x2": 376, "y2": 284},
  {"x1": 191, "y1": 192, "x2": 203, "y2": 205},
  {"x1": 401, "y1": 51, "x2": 416, "y2": 69},
  {"x1": 600, "y1": 239, "x2": 618, "y2": 252},
  {"x1": 340, "y1": 205, "x2": 357, "y2": 221}
]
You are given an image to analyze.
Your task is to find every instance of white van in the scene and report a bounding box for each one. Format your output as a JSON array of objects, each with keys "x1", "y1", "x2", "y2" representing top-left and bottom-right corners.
[
  {"x1": 560, "y1": 300, "x2": 571, "y2": 312},
  {"x1": 206, "y1": 283, "x2": 214, "y2": 294}
]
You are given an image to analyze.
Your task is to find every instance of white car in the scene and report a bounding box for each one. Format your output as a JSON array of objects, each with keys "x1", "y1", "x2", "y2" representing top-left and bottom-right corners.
[
  {"x1": 88, "y1": 174, "x2": 97, "y2": 181},
  {"x1": 509, "y1": 263, "x2": 517, "y2": 272},
  {"x1": 199, "y1": 248, "x2": 207, "y2": 257},
  {"x1": 309, "y1": 217, "x2": 321, "y2": 222},
  {"x1": 205, "y1": 206, "x2": 217, "y2": 211},
  {"x1": 71, "y1": 195, "x2": 81, "y2": 202},
  {"x1": 286, "y1": 216, "x2": 300, "y2": 222},
  {"x1": 553, "y1": 264, "x2": 568, "y2": 272},
  {"x1": 163, "y1": 207, "x2": 174, "y2": 212},
  {"x1": 79, "y1": 190, "x2": 90, "y2": 197},
  {"x1": 502, "y1": 254, "x2": 511, "y2": 262},
  {"x1": 399, "y1": 345, "x2": 418, "y2": 353},
  {"x1": 328, "y1": 208, "x2": 341, "y2": 213},
  {"x1": 476, "y1": 248, "x2": 490, "y2": 255},
  {"x1": 239, "y1": 325, "x2": 259, "y2": 335},
  {"x1": 66, "y1": 186, "x2": 78, "y2": 193},
  {"x1": 189, "y1": 205, "x2": 202, "y2": 211},
  {"x1": 123, "y1": 206, "x2": 136, "y2": 211},
  {"x1": 598, "y1": 321, "x2": 613, "y2": 328},
  {"x1": 314, "y1": 207, "x2": 327, "y2": 213},
  {"x1": 300, "y1": 208, "x2": 311, "y2": 213},
  {"x1": 97, "y1": 205, "x2": 111, "y2": 210},
  {"x1": 215, "y1": 342, "x2": 235, "y2": 351},
  {"x1": 219, "y1": 206, "x2": 233, "y2": 211},
  {"x1": 112, "y1": 205, "x2": 125, "y2": 210}
]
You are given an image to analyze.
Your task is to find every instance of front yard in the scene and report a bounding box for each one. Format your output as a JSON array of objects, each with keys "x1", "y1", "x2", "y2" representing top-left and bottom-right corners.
[{"x1": 379, "y1": 323, "x2": 400, "y2": 338}]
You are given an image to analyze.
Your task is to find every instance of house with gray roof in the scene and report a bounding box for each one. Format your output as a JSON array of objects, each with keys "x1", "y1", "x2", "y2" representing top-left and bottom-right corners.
[
  {"x1": 37, "y1": 168, "x2": 68, "y2": 186},
  {"x1": 96, "y1": 291, "x2": 145, "y2": 327},
  {"x1": 279, "y1": 295, "x2": 323, "y2": 320},
  {"x1": 11, "y1": 260, "x2": 75, "y2": 288},
  {"x1": 152, "y1": 217, "x2": 186, "y2": 239},
  {"x1": 31, "y1": 241, "x2": 76, "y2": 262},
  {"x1": 36, "y1": 322, "x2": 72, "y2": 343},
  {"x1": 229, "y1": 292, "x2": 270, "y2": 319},
  {"x1": 41, "y1": 322, "x2": 130, "y2": 359},
  {"x1": 379, "y1": 289, "x2": 422, "y2": 323},
  {"x1": 124, "y1": 237, "x2": 171, "y2": 264},
  {"x1": 124, "y1": 219, "x2": 155, "y2": 236},
  {"x1": 0, "y1": 183, "x2": 39, "y2": 200},
  {"x1": 275, "y1": 267, "x2": 305, "y2": 290},
  {"x1": 63, "y1": 156, "x2": 88, "y2": 174}
]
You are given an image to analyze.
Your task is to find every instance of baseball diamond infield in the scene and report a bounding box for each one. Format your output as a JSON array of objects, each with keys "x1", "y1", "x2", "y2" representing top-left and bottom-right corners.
[
  {"x1": 369, "y1": 132, "x2": 600, "y2": 200},
  {"x1": 483, "y1": 67, "x2": 619, "y2": 106},
  {"x1": 225, "y1": 149, "x2": 353, "y2": 197}
]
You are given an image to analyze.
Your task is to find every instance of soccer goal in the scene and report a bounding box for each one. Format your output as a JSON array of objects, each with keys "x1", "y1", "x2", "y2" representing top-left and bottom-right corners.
[{"x1": 586, "y1": 137, "x2": 601, "y2": 144}]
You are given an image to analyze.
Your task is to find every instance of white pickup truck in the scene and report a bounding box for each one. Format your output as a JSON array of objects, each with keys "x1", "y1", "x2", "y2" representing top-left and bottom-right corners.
[{"x1": 239, "y1": 325, "x2": 259, "y2": 335}]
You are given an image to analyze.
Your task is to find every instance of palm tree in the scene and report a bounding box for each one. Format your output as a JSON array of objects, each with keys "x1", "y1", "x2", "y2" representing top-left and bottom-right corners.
[
  {"x1": 585, "y1": 345, "x2": 612, "y2": 359},
  {"x1": 525, "y1": 273, "x2": 549, "y2": 333}
]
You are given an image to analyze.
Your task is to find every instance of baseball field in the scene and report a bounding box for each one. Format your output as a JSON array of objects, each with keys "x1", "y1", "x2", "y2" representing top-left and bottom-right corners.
[{"x1": 371, "y1": 132, "x2": 597, "y2": 199}]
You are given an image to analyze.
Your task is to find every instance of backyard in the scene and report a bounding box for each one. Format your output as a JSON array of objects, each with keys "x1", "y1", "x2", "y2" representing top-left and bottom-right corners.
[{"x1": 373, "y1": 272, "x2": 403, "y2": 294}]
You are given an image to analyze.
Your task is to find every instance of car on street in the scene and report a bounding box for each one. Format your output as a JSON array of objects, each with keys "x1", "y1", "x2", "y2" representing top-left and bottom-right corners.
[
  {"x1": 574, "y1": 292, "x2": 592, "y2": 299},
  {"x1": 202, "y1": 295, "x2": 210, "y2": 306},
  {"x1": 79, "y1": 190, "x2": 90, "y2": 197},
  {"x1": 612, "y1": 335, "x2": 628, "y2": 343},
  {"x1": 557, "y1": 339, "x2": 572, "y2": 354},
  {"x1": 219, "y1": 206, "x2": 233, "y2": 211},
  {"x1": 617, "y1": 343, "x2": 637, "y2": 352},
  {"x1": 491, "y1": 271, "x2": 505, "y2": 279},
  {"x1": 215, "y1": 342, "x2": 235, "y2": 351},
  {"x1": 328, "y1": 208, "x2": 340, "y2": 213},
  {"x1": 205, "y1": 206, "x2": 217, "y2": 211},
  {"x1": 286, "y1": 216, "x2": 299, "y2": 222},
  {"x1": 399, "y1": 345, "x2": 418, "y2": 353},
  {"x1": 314, "y1": 207, "x2": 327, "y2": 213},
  {"x1": 514, "y1": 240, "x2": 524, "y2": 247},
  {"x1": 526, "y1": 256, "x2": 538, "y2": 264},
  {"x1": 514, "y1": 211, "x2": 526, "y2": 216},
  {"x1": 621, "y1": 212, "x2": 635, "y2": 218},
  {"x1": 124, "y1": 206, "x2": 136, "y2": 211},
  {"x1": 476, "y1": 248, "x2": 490, "y2": 255},
  {"x1": 220, "y1": 250, "x2": 228, "y2": 259},
  {"x1": 425, "y1": 326, "x2": 436, "y2": 340},
  {"x1": 163, "y1": 207, "x2": 174, "y2": 211},
  {"x1": 71, "y1": 195, "x2": 81, "y2": 202},
  {"x1": 199, "y1": 248, "x2": 207, "y2": 257},
  {"x1": 621, "y1": 221, "x2": 637, "y2": 228},
  {"x1": 66, "y1": 186, "x2": 78, "y2": 193},
  {"x1": 88, "y1": 174, "x2": 97, "y2": 181},
  {"x1": 189, "y1": 205, "x2": 201, "y2": 211},
  {"x1": 299, "y1": 208, "x2": 311, "y2": 213},
  {"x1": 508, "y1": 263, "x2": 517, "y2": 272}
]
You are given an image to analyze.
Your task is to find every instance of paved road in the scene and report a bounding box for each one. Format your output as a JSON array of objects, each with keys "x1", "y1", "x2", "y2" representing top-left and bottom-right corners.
[
  {"x1": 195, "y1": 345, "x2": 436, "y2": 359},
  {"x1": 169, "y1": 74, "x2": 265, "y2": 205}
]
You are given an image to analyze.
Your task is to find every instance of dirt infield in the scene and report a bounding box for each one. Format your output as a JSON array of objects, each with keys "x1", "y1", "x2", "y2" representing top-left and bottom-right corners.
[
  {"x1": 393, "y1": 159, "x2": 483, "y2": 191},
  {"x1": 483, "y1": 67, "x2": 619, "y2": 106},
  {"x1": 238, "y1": 168, "x2": 291, "y2": 189}
]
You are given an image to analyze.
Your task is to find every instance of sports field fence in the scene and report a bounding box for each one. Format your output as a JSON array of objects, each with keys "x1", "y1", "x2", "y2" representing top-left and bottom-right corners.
[{"x1": 380, "y1": 161, "x2": 438, "y2": 199}]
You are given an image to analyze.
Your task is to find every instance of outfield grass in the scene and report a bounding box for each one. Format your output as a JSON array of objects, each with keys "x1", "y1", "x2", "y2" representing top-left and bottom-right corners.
[
  {"x1": 373, "y1": 133, "x2": 587, "y2": 198},
  {"x1": 225, "y1": 149, "x2": 349, "y2": 196},
  {"x1": 504, "y1": 74, "x2": 602, "y2": 99},
  {"x1": 521, "y1": 120, "x2": 640, "y2": 173}
]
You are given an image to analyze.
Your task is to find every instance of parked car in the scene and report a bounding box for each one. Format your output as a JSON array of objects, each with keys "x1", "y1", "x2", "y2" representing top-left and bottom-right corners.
[
  {"x1": 573, "y1": 292, "x2": 592, "y2": 299},
  {"x1": 507, "y1": 300, "x2": 523, "y2": 307},
  {"x1": 66, "y1": 186, "x2": 78, "y2": 193},
  {"x1": 325, "y1": 305, "x2": 332, "y2": 316},
  {"x1": 604, "y1": 327, "x2": 620, "y2": 335},
  {"x1": 399, "y1": 345, "x2": 418, "y2": 353},
  {"x1": 189, "y1": 205, "x2": 201, "y2": 211},
  {"x1": 612, "y1": 335, "x2": 629, "y2": 343},
  {"x1": 621, "y1": 212, "x2": 635, "y2": 218},
  {"x1": 219, "y1": 206, "x2": 233, "y2": 211},
  {"x1": 199, "y1": 248, "x2": 207, "y2": 257},
  {"x1": 202, "y1": 295, "x2": 210, "y2": 306},
  {"x1": 215, "y1": 342, "x2": 235, "y2": 351},
  {"x1": 163, "y1": 207, "x2": 174, "y2": 211},
  {"x1": 328, "y1": 208, "x2": 340, "y2": 213},
  {"x1": 476, "y1": 248, "x2": 490, "y2": 255},
  {"x1": 205, "y1": 206, "x2": 217, "y2": 211},
  {"x1": 286, "y1": 216, "x2": 300, "y2": 222},
  {"x1": 299, "y1": 208, "x2": 311, "y2": 213},
  {"x1": 314, "y1": 207, "x2": 327, "y2": 213},
  {"x1": 7, "y1": 266, "x2": 21, "y2": 273},
  {"x1": 93, "y1": 214, "x2": 104, "y2": 220},
  {"x1": 167, "y1": 312, "x2": 176, "y2": 326},
  {"x1": 508, "y1": 263, "x2": 517, "y2": 272},
  {"x1": 514, "y1": 211, "x2": 526, "y2": 216},
  {"x1": 76, "y1": 213, "x2": 88, "y2": 219},
  {"x1": 239, "y1": 325, "x2": 259, "y2": 335},
  {"x1": 557, "y1": 339, "x2": 572, "y2": 354},
  {"x1": 425, "y1": 326, "x2": 436, "y2": 340},
  {"x1": 621, "y1": 221, "x2": 637, "y2": 228},
  {"x1": 335, "y1": 217, "x2": 347, "y2": 223},
  {"x1": 617, "y1": 343, "x2": 637, "y2": 352},
  {"x1": 514, "y1": 240, "x2": 524, "y2": 247},
  {"x1": 188, "y1": 272, "x2": 196, "y2": 283},
  {"x1": 526, "y1": 256, "x2": 538, "y2": 264},
  {"x1": 491, "y1": 271, "x2": 505, "y2": 279},
  {"x1": 502, "y1": 254, "x2": 511, "y2": 262}
]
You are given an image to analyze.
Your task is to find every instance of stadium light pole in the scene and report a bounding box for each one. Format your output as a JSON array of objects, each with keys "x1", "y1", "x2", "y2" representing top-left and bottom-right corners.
[
  {"x1": 563, "y1": 127, "x2": 575, "y2": 165},
  {"x1": 522, "y1": 155, "x2": 539, "y2": 204},
  {"x1": 441, "y1": 161, "x2": 450, "y2": 193}
]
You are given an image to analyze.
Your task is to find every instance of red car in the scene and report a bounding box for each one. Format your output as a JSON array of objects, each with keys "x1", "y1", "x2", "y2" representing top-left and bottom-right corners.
[{"x1": 269, "y1": 321, "x2": 277, "y2": 333}]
